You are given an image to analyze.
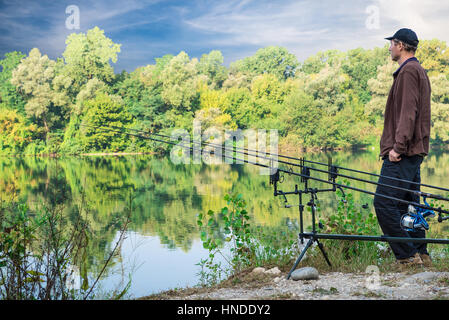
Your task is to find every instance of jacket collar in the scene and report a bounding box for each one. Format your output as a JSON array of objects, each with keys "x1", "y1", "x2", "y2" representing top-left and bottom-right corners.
[{"x1": 393, "y1": 57, "x2": 419, "y2": 77}]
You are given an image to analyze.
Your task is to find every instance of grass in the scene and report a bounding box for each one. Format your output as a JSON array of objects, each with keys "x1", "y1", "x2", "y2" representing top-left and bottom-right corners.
[
  {"x1": 352, "y1": 291, "x2": 386, "y2": 299},
  {"x1": 140, "y1": 267, "x2": 278, "y2": 300},
  {"x1": 438, "y1": 277, "x2": 449, "y2": 286},
  {"x1": 310, "y1": 287, "x2": 338, "y2": 295}
]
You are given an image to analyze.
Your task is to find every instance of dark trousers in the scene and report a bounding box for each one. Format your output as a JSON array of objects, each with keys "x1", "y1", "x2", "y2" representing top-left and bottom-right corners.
[{"x1": 373, "y1": 155, "x2": 428, "y2": 260}]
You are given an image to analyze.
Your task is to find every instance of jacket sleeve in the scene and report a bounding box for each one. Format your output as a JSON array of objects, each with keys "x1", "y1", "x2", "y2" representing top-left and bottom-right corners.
[{"x1": 393, "y1": 69, "x2": 419, "y2": 155}]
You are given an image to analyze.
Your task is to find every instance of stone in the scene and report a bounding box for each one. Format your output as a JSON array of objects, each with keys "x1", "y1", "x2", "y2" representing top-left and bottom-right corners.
[
  {"x1": 265, "y1": 267, "x2": 281, "y2": 275},
  {"x1": 290, "y1": 267, "x2": 319, "y2": 281},
  {"x1": 411, "y1": 272, "x2": 439, "y2": 282},
  {"x1": 252, "y1": 267, "x2": 266, "y2": 274},
  {"x1": 404, "y1": 272, "x2": 440, "y2": 284}
]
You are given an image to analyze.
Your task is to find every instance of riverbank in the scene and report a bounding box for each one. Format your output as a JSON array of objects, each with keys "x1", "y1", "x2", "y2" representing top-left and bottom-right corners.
[{"x1": 141, "y1": 266, "x2": 449, "y2": 300}]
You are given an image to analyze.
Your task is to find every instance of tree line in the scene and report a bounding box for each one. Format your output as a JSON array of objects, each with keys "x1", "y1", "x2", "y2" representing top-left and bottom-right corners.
[{"x1": 1, "y1": 26, "x2": 448, "y2": 155}]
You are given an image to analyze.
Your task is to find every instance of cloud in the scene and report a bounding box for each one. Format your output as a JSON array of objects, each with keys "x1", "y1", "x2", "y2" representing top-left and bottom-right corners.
[
  {"x1": 0, "y1": 0, "x2": 164, "y2": 58},
  {"x1": 183, "y1": 0, "x2": 331, "y2": 46},
  {"x1": 2, "y1": 0, "x2": 449, "y2": 72},
  {"x1": 181, "y1": 0, "x2": 449, "y2": 63},
  {"x1": 182, "y1": 0, "x2": 385, "y2": 62},
  {"x1": 375, "y1": 0, "x2": 449, "y2": 41}
]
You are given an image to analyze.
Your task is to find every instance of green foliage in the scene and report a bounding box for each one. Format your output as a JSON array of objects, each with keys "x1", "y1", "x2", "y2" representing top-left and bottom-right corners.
[
  {"x1": 196, "y1": 193, "x2": 255, "y2": 286},
  {"x1": 0, "y1": 51, "x2": 26, "y2": 114},
  {"x1": 196, "y1": 193, "x2": 298, "y2": 286},
  {"x1": 231, "y1": 46, "x2": 299, "y2": 80},
  {"x1": 114, "y1": 70, "x2": 170, "y2": 134},
  {"x1": 299, "y1": 49, "x2": 343, "y2": 74},
  {"x1": 79, "y1": 92, "x2": 133, "y2": 152},
  {"x1": 365, "y1": 61, "x2": 397, "y2": 124},
  {"x1": 2, "y1": 27, "x2": 449, "y2": 154},
  {"x1": 312, "y1": 180, "x2": 383, "y2": 267},
  {"x1": 160, "y1": 51, "x2": 200, "y2": 112},
  {"x1": 429, "y1": 74, "x2": 449, "y2": 144},
  {"x1": 62, "y1": 26, "x2": 121, "y2": 95},
  {"x1": 196, "y1": 50, "x2": 227, "y2": 89},
  {"x1": 11, "y1": 48, "x2": 70, "y2": 137},
  {"x1": 323, "y1": 180, "x2": 379, "y2": 236},
  {"x1": 416, "y1": 39, "x2": 449, "y2": 76},
  {"x1": 0, "y1": 195, "x2": 131, "y2": 300},
  {"x1": 0, "y1": 108, "x2": 39, "y2": 154},
  {"x1": 340, "y1": 46, "x2": 389, "y2": 104},
  {"x1": 223, "y1": 87, "x2": 254, "y2": 129},
  {"x1": 0, "y1": 200, "x2": 87, "y2": 299}
]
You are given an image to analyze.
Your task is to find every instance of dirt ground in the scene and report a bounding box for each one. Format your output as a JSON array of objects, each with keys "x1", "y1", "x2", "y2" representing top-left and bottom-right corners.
[{"x1": 141, "y1": 266, "x2": 449, "y2": 300}]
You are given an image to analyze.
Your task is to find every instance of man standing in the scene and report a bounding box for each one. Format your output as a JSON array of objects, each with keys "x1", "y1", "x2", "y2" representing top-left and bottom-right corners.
[{"x1": 373, "y1": 28, "x2": 432, "y2": 267}]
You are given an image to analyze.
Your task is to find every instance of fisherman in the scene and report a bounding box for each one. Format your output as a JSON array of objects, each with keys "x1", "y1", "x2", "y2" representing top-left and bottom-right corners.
[{"x1": 373, "y1": 28, "x2": 432, "y2": 267}]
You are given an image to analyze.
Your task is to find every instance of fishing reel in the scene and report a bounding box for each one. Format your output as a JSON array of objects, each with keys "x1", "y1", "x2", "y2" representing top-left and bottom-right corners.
[{"x1": 400, "y1": 198, "x2": 435, "y2": 232}]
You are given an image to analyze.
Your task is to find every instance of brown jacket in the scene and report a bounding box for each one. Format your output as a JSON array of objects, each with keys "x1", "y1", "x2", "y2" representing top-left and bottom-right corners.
[{"x1": 380, "y1": 58, "x2": 431, "y2": 157}]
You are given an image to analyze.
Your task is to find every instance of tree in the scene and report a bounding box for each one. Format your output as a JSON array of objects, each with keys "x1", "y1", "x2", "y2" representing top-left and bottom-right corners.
[
  {"x1": 231, "y1": 46, "x2": 299, "y2": 80},
  {"x1": 0, "y1": 109, "x2": 38, "y2": 153},
  {"x1": 223, "y1": 87, "x2": 254, "y2": 129},
  {"x1": 196, "y1": 50, "x2": 227, "y2": 89},
  {"x1": 62, "y1": 26, "x2": 121, "y2": 96},
  {"x1": 80, "y1": 93, "x2": 133, "y2": 152},
  {"x1": 160, "y1": 51, "x2": 200, "y2": 112},
  {"x1": 139, "y1": 54, "x2": 174, "y2": 88},
  {"x1": 11, "y1": 48, "x2": 70, "y2": 138},
  {"x1": 198, "y1": 82, "x2": 227, "y2": 110},
  {"x1": 304, "y1": 63, "x2": 350, "y2": 116},
  {"x1": 299, "y1": 49, "x2": 343, "y2": 74},
  {"x1": 0, "y1": 51, "x2": 26, "y2": 113},
  {"x1": 365, "y1": 60, "x2": 397, "y2": 124},
  {"x1": 251, "y1": 74, "x2": 284, "y2": 104},
  {"x1": 222, "y1": 71, "x2": 251, "y2": 90},
  {"x1": 429, "y1": 74, "x2": 449, "y2": 144},
  {"x1": 281, "y1": 90, "x2": 322, "y2": 146},
  {"x1": 340, "y1": 46, "x2": 389, "y2": 104},
  {"x1": 415, "y1": 39, "x2": 449, "y2": 76},
  {"x1": 194, "y1": 107, "x2": 236, "y2": 133},
  {"x1": 74, "y1": 78, "x2": 108, "y2": 114},
  {"x1": 114, "y1": 69, "x2": 168, "y2": 133}
]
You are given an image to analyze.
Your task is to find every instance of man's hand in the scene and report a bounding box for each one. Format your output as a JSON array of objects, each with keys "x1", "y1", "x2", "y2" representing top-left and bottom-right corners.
[{"x1": 389, "y1": 149, "x2": 402, "y2": 162}]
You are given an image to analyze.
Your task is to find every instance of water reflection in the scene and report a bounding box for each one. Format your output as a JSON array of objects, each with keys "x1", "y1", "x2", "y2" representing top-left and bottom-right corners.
[{"x1": 0, "y1": 148, "x2": 448, "y2": 297}]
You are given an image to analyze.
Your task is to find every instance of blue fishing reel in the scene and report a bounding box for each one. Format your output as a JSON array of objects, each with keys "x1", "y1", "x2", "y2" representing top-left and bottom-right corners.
[{"x1": 400, "y1": 198, "x2": 435, "y2": 232}]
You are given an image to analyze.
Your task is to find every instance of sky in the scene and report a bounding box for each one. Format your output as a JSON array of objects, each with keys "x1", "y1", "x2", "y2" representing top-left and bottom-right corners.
[{"x1": 1, "y1": 0, "x2": 449, "y2": 73}]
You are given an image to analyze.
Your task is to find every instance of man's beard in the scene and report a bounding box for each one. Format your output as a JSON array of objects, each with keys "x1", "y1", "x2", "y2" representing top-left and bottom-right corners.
[{"x1": 391, "y1": 53, "x2": 400, "y2": 61}]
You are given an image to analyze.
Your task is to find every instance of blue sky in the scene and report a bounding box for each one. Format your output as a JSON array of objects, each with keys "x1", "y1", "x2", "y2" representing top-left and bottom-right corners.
[{"x1": 1, "y1": 0, "x2": 449, "y2": 73}]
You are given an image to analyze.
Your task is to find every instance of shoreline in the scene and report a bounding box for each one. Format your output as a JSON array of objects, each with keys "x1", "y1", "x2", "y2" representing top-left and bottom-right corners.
[{"x1": 140, "y1": 267, "x2": 449, "y2": 300}]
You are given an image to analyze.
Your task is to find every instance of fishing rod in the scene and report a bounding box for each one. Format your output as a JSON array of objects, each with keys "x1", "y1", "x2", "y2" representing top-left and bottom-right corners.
[
  {"x1": 84, "y1": 123, "x2": 449, "y2": 278},
  {"x1": 105, "y1": 124, "x2": 449, "y2": 195},
  {"x1": 84, "y1": 124, "x2": 449, "y2": 216},
  {"x1": 95, "y1": 124, "x2": 449, "y2": 205}
]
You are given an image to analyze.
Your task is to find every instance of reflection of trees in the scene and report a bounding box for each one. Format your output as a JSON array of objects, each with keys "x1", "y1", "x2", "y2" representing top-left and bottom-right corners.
[{"x1": 0, "y1": 149, "x2": 447, "y2": 263}]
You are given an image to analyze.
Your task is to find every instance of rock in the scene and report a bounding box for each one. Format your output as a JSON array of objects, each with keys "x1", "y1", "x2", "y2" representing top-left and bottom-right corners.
[
  {"x1": 265, "y1": 267, "x2": 281, "y2": 275},
  {"x1": 404, "y1": 272, "x2": 440, "y2": 284},
  {"x1": 252, "y1": 267, "x2": 266, "y2": 274},
  {"x1": 290, "y1": 267, "x2": 319, "y2": 281}
]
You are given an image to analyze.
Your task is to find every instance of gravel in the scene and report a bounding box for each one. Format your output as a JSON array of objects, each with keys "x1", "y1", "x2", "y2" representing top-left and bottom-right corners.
[{"x1": 177, "y1": 269, "x2": 449, "y2": 300}]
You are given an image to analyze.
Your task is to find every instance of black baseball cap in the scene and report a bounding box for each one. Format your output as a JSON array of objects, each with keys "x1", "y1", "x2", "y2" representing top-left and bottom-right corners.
[{"x1": 385, "y1": 28, "x2": 419, "y2": 47}]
